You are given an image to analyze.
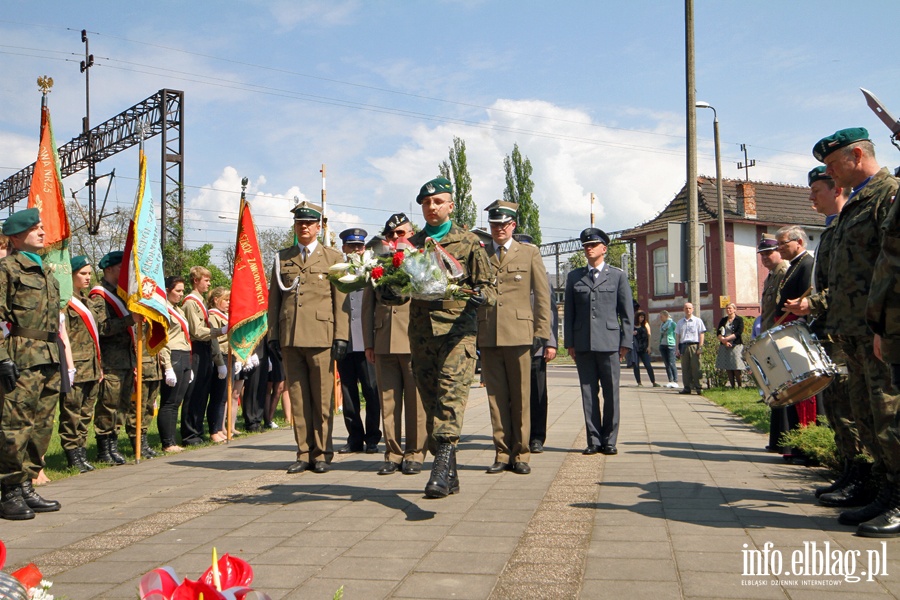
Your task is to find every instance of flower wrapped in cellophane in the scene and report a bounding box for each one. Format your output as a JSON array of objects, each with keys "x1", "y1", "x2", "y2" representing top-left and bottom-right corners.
[
  {"x1": 327, "y1": 249, "x2": 380, "y2": 293},
  {"x1": 371, "y1": 240, "x2": 469, "y2": 301}
]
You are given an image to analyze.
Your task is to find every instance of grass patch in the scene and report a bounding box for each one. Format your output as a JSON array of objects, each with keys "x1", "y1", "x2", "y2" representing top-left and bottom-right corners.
[{"x1": 702, "y1": 386, "x2": 771, "y2": 433}]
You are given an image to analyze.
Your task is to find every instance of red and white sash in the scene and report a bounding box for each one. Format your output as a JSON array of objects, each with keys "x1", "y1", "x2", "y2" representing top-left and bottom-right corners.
[
  {"x1": 208, "y1": 307, "x2": 227, "y2": 325},
  {"x1": 183, "y1": 293, "x2": 209, "y2": 325},
  {"x1": 68, "y1": 296, "x2": 102, "y2": 362},
  {"x1": 168, "y1": 304, "x2": 192, "y2": 350},
  {"x1": 89, "y1": 285, "x2": 135, "y2": 344}
]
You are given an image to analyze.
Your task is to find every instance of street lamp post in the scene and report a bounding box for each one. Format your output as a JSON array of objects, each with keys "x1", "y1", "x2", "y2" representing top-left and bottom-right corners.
[{"x1": 696, "y1": 101, "x2": 727, "y2": 318}]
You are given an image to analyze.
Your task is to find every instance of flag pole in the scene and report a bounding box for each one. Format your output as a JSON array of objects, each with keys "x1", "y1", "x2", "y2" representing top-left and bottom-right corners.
[
  {"x1": 227, "y1": 177, "x2": 249, "y2": 441},
  {"x1": 135, "y1": 321, "x2": 143, "y2": 463}
]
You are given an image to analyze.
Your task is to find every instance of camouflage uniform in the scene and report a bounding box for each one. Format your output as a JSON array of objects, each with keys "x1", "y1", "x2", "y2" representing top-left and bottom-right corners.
[
  {"x1": 129, "y1": 325, "x2": 161, "y2": 441},
  {"x1": 93, "y1": 279, "x2": 136, "y2": 438},
  {"x1": 827, "y1": 168, "x2": 900, "y2": 479},
  {"x1": 58, "y1": 292, "x2": 104, "y2": 451},
  {"x1": 760, "y1": 260, "x2": 788, "y2": 331},
  {"x1": 0, "y1": 252, "x2": 61, "y2": 485},
  {"x1": 867, "y1": 176, "x2": 900, "y2": 382},
  {"x1": 407, "y1": 224, "x2": 496, "y2": 453},
  {"x1": 806, "y1": 221, "x2": 861, "y2": 463}
]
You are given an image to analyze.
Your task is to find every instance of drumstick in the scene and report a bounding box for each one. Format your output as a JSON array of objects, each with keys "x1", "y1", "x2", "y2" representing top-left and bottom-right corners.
[{"x1": 775, "y1": 286, "x2": 813, "y2": 327}]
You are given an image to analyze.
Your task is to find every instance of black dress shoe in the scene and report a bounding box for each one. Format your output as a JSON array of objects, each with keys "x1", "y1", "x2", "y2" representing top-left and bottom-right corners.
[
  {"x1": 583, "y1": 445, "x2": 600, "y2": 455},
  {"x1": 486, "y1": 461, "x2": 507, "y2": 474},
  {"x1": 600, "y1": 446, "x2": 618, "y2": 455},
  {"x1": 529, "y1": 440, "x2": 544, "y2": 454},
  {"x1": 512, "y1": 462, "x2": 531, "y2": 475},
  {"x1": 378, "y1": 461, "x2": 400, "y2": 475},
  {"x1": 286, "y1": 460, "x2": 309, "y2": 474},
  {"x1": 678, "y1": 389, "x2": 692, "y2": 395},
  {"x1": 312, "y1": 461, "x2": 328, "y2": 474},
  {"x1": 402, "y1": 460, "x2": 423, "y2": 475},
  {"x1": 338, "y1": 444, "x2": 362, "y2": 454},
  {"x1": 365, "y1": 443, "x2": 379, "y2": 454}
]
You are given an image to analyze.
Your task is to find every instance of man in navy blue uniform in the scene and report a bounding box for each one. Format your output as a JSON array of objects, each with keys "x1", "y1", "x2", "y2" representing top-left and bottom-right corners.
[{"x1": 564, "y1": 228, "x2": 633, "y2": 456}]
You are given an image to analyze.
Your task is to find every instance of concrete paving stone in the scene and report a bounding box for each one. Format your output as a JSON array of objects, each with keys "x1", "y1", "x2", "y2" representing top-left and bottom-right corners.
[
  {"x1": 206, "y1": 534, "x2": 285, "y2": 555},
  {"x1": 144, "y1": 526, "x2": 225, "y2": 546},
  {"x1": 283, "y1": 578, "x2": 397, "y2": 600},
  {"x1": 416, "y1": 550, "x2": 510, "y2": 575},
  {"x1": 578, "y1": 579, "x2": 685, "y2": 600},
  {"x1": 68, "y1": 534, "x2": 145, "y2": 552},
  {"x1": 365, "y1": 524, "x2": 451, "y2": 542},
  {"x1": 583, "y1": 557, "x2": 678, "y2": 581},
  {"x1": 680, "y1": 570, "x2": 794, "y2": 598},
  {"x1": 382, "y1": 508, "x2": 464, "y2": 527},
  {"x1": 588, "y1": 540, "x2": 674, "y2": 560},
  {"x1": 341, "y1": 538, "x2": 435, "y2": 559},
  {"x1": 430, "y1": 534, "x2": 519, "y2": 554},
  {"x1": 50, "y1": 557, "x2": 152, "y2": 585},
  {"x1": 663, "y1": 507, "x2": 742, "y2": 523},
  {"x1": 666, "y1": 520, "x2": 751, "y2": 536},
  {"x1": 670, "y1": 533, "x2": 756, "y2": 553},
  {"x1": 462, "y1": 507, "x2": 537, "y2": 523},
  {"x1": 251, "y1": 544, "x2": 345, "y2": 566},
  {"x1": 316, "y1": 555, "x2": 415, "y2": 581},
  {"x1": 42, "y1": 581, "x2": 118, "y2": 599},
  {"x1": 222, "y1": 519, "x2": 313, "y2": 538},
  {"x1": 304, "y1": 516, "x2": 393, "y2": 532},
  {"x1": 452, "y1": 519, "x2": 528, "y2": 538},
  {"x1": 591, "y1": 524, "x2": 669, "y2": 542},
  {"x1": 392, "y1": 572, "x2": 497, "y2": 599},
  {"x1": 241, "y1": 562, "x2": 321, "y2": 590},
  {"x1": 100, "y1": 541, "x2": 193, "y2": 563},
  {"x1": 784, "y1": 587, "x2": 893, "y2": 599},
  {"x1": 10, "y1": 530, "x2": 93, "y2": 551},
  {"x1": 676, "y1": 550, "x2": 757, "y2": 576},
  {"x1": 489, "y1": 581, "x2": 581, "y2": 600}
]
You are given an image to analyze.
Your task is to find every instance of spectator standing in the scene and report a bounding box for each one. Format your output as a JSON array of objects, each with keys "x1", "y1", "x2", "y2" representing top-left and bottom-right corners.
[
  {"x1": 631, "y1": 310, "x2": 658, "y2": 387},
  {"x1": 675, "y1": 302, "x2": 706, "y2": 395},
  {"x1": 715, "y1": 303, "x2": 745, "y2": 388},
  {"x1": 658, "y1": 310, "x2": 678, "y2": 388}
]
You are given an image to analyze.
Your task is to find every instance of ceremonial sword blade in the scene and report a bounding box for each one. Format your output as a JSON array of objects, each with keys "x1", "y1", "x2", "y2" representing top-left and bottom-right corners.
[{"x1": 861, "y1": 88, "x2": 900, "y2": 136}]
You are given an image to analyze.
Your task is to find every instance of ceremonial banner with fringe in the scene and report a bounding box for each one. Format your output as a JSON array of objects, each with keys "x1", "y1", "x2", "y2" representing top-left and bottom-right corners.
[
  {"x1": 228, "y1": 197, "x2": 268, "y2": 362},
  {"x1": 117, "y1": 150, "x2": 169, "y2": 354},
  {"x1": 27, "y1": 101, "x2": 72, "y2": 304}
]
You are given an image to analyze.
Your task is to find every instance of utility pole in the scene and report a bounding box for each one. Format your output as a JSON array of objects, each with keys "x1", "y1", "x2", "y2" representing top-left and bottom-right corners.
[
  {"x1": 685, "y1": 0, "x2": 701, "y2": 307},
  {"x1": 320, "y1": 164, "x2": 329, "y2": 247},
  {"x1": 590, "y1": 192, "x2": 595, "y2": 227},
  {"x1": 80, "y1": 30, "x2": 98, "y2": 232},
  {"x1": 737, "y1": 143, "x2": 756, "y2": 181}
]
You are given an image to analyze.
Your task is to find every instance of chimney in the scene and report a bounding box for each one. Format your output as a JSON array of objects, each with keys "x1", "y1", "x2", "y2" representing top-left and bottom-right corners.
[{"x1": 736, "y1": 182, "x2": 757, "y2": 219}]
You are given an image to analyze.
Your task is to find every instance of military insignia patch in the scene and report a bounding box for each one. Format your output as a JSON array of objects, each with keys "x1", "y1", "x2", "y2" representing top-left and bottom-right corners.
[{"x1": 425, "y1": 183, "x2": 435, "y2": 194}]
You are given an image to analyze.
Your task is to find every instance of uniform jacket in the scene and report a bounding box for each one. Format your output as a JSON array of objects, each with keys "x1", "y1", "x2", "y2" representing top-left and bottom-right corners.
[
  {"x1": 534, "y1": 281, "x2": 559, "y2": 357},
  {"x1": 776, "y1": 251, "x2": 814, "y2": 318},
  {"x1": 477, "y1": 240, "x2": 551, "y2": 348},
  {"x1": 345, "y1": 288, "x2": 366, "y2": 353},
  {"x1": 760, "y1": 260, "x2": 788, "y2": 331},
  {"x1": 828, "y1": 167, "x2": 898, "y2": 336},
  {"x1": 362, "y1": 286, "x2": 411, "y2": 355},
  {"x1": 159, "y1": 302, "x2": 190, "y2": 371},
  {"x1": 140, "y1": 322, "x2": 162, "y2": 381},
  {"x1": 563, "y1": 262, "x2": 634, "y2": 353},
  {"x1": 65, "y1": 291, "x2": 103, "y2": 382},
  {"x1": 0, "y1": 251, "x2": 61, "y2": 368},
  {"x1": 183, "y1": 291, "x2": 212, "y2": 343},
  {"x1": 867, "y1": 172, "x2": 900, "y2": 361},
  {"x1": 267, "y1": 243, "x2": 350, "y2": 348},
  {"x1": 407, "y1": 224, "x2": 496, "y2": 338},
  {"x1": 806, "y1": 221, "x2": 837, "y2": 337},
  {"x1": 94, "y1": 279, "x2": 136, "y2": 370}
]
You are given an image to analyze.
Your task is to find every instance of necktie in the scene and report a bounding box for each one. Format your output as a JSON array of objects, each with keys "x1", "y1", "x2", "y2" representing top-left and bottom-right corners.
[
  {"x1": 301, "y1": 247, "x2": 308, "y2": 263},
  {"x1": 497, "y1": 246, "x2": 506, "y2": 261},
  {"x1": 591, "y1": 269, "x2": 599, "y2": 281}
]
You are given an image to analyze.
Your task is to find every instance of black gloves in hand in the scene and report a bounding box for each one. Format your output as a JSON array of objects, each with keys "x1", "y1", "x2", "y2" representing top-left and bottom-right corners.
[
  {"x1": 267, "y1": 339, "x2": 282, "y2": 363},
  {"x1": 467, "y1": 287, "x2": 486, "y2": 308},
  {"x1": 378, "y1": 285, "x2": 408, "y2": 306},
  {"x1": 331, "y1": 339, "x2": 349, "y2": 361},
  {"x1": 532, "y1": 337, "x2": 547, "y2": 354},
  {"x1": 0, "y1": 359, "x2": 19, "y2": 393}
]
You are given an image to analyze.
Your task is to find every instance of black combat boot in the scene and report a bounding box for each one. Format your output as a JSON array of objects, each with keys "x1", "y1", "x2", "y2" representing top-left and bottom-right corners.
[
  {"x1": 447, "y1": 445, "x2": 460, "y2": 495},
  {"x1": 815, "y1": 459, "x2": 851, "y2": 498},
  {"x1": 96, "y1": 434, "x2": 115, "y2": 464},
  {"x1": 424, "y1": 442, "x2": 454, "y2": 499},
  {"x1": 78, "y1": 447, "x2": 95, "y2": 471},
  {"x1": 857, "y1": 479, "x2": 900, "y2": 538},
  {"x1": 20, "y1": 481, "x2": 60, "y2": 512},
  {"x1": 131, "y1": 436, "x2": 156, "y2": 459},
  {"x1": 65, "y1": 448, "x2": 90, "y2": 473},
  {"x1": 839, "y1": 475, "x2": 891, "y2": 526},
  {"x1": 107, "y1": 434, "x2": 127, "y2": 465},
  {"x1": 820, "y1": 462, "x2": 874, "y2": 507},
  {"x1": 0, "y1": 482, "x2": 34, "y2": 520}
]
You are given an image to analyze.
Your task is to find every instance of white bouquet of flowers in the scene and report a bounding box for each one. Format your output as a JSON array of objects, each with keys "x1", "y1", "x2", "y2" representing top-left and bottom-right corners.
[{"x1": 327, "y1": 249, "x2": 380, "y2": 293}]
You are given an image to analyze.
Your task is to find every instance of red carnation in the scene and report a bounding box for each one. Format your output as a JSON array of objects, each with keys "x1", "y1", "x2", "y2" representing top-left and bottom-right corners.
[
  {"x1": 371, "y1": 266, "x2": 384, "y2": 280},
  {"x1": 392, "y1": 252, "x2": 405, "y2": 268}
]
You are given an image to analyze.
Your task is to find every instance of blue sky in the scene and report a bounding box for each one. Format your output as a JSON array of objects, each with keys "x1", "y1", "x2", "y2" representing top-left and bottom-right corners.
[{"x1": 2, "y1": 1, "x2": 900, "y2": 267}]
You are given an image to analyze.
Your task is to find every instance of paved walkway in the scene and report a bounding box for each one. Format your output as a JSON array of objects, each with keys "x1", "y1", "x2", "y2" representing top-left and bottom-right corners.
[{"x1": 3, "y1": 364, "x2": 899, "y2": 599}]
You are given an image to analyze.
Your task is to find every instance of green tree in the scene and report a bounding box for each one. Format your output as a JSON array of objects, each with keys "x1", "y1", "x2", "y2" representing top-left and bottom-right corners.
[
  {"x1": 438, "y1": 136, "x2": 476, "y2": 229},
  {"x1": 503, "y1": 143, "x2": 540, "y2": 245}
]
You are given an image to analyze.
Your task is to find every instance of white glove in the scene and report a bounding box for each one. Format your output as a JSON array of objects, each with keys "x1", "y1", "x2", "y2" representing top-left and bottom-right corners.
[
  {"x1": 189, "y1": 370, "x2": 195, "y2": 383},
  {"x1": 268, "y1": 358, "x2": 273, "y2": 372},
  {"x1": 247, "y1": 354, "x2": 260, "y2": 370},
  {"x1": 234, "y1": 361, "x2": 243, "y2": 373},
  {"x1": 217, "y1": 364, "x2": 227, "y2": 379},
  {"x1": 68, "y1": 368, "x2": 76, "y2": 388},
  {"x1": 164, "y1": 368, "x2": 177, "y2": 387},
  {"x1": 221, "y1": 323, "x2": 229, "y2": 335}
]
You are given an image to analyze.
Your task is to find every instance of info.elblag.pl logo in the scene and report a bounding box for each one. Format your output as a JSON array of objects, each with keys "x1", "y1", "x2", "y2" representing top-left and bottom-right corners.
[{"x1": 742, "y1": 541, "x2": 889, "y2": 586}]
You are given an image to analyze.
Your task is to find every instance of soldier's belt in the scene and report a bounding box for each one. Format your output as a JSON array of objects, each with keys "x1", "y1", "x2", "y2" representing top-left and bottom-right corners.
[
  {"x1": 416, "y1": 299, "x2": 468, "y2": 310},
  {"x1": 9, "y1": 324, "x2": 58, "y2": 342}
]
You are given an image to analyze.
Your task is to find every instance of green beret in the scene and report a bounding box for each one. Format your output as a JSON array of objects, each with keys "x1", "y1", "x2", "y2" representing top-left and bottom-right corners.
[
  {"x1": 2, "y1": 207, "x2": 40, "y2": 236},
  {"x1": 416, "y1": 177, "x2": 453, "y2": 205},
  {"x1": 485, "y1": 200, "x2": 518, "y2": 223},
  {"x1": 99, "y1": 250, "x2": 124, "y2": 269},
  {"x1": 808, "y1": 166, "x2": 831, "y2": 186},
  {"x1": 291, "y1": 200, "x2": 322, "y2": 221},
  {"x1": 70, "y1": 255, "x2": 91, "y2": 272},
  {"x1": 812, "y1": 127, "x2": 869, "y2": 162}
]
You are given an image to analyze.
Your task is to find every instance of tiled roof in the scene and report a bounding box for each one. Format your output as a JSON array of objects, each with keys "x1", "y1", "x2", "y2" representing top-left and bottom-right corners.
[{"x1": 620, "y1": 177, "x2": 826, "y2": 239}]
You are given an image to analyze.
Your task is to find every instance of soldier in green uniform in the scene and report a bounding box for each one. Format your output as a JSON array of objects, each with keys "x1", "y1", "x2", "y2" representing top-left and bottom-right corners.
[
  {"x1": 59, "y1": 255, "x2": 103, "y2": 473},
  {"x1": 785, "y1": 167, "x2": 865, "y2": 505},
  {"x1": 0, "y1": 208, "x2": 62, "y2": 520},
  {"x1": 811, "y1": 127, "x2": 900, "y2": 537},
  {"x1": 406, "y1": 177, "x2": 496, "y2": 498},
  {"x1": 133, "y1": 322, "x2": 162, "y2": 459},
  {"x1": 90, "y1": 251, "x2": 138, "y2": 465}
]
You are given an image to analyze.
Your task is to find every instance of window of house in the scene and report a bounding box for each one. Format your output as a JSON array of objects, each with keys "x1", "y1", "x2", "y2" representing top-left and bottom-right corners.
[{"x1": 653, "y1": 247, "x2": 674, "y2": 296}]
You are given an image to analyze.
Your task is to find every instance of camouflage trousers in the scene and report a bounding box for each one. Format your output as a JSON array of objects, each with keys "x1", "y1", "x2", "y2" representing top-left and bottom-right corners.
[
  {"x1": 410, "y1": 330, "x2": 477, "y2": 454},
  {"x1": 818, "y1": 341, "x2": 863, "y2": 463},
  {"x1": 58, "y1": 379, "x2": 99, "y2": 451},
  {"x1": 95, "y1": 369, "x2": 134, "y2": 436},
  {"x1": 837, "y1": 335, "x2": 900, "y2": 477},
  {"x1": 123, "y1": 378, "x2": 160, "y2": 439},
  {"x1": 0, "y1": 364, "x2": 61, "y2": 485}
]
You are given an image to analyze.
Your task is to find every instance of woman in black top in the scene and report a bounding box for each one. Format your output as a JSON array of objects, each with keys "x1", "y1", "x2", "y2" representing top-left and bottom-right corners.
[
  {"x1": 632, "y1": 311, "x2": 658, "y2": 387},
  {"x1": 715, "y1": 303, "x2": 745, "y2": 388}
]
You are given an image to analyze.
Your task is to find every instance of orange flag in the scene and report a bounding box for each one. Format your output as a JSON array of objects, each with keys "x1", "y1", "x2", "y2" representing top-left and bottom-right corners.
[{"x1": 28, "y1": 104, "x2": 70, "y2": 247}]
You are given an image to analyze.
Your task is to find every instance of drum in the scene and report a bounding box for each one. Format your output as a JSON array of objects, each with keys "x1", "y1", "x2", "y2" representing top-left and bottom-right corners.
[{"x1": 742, "y1": 321, "x2": 836, "y2": 407}]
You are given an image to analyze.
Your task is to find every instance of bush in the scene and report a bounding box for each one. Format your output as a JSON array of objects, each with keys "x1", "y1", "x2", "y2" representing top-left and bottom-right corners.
[{"x1": 780, "y1": 419, "x2": 839, "y2": 470}]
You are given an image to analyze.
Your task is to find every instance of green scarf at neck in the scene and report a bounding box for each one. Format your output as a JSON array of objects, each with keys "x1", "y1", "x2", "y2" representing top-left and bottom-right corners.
[
  {"x1": 423, "y1": 220, "x2": 452, "y2": 242},
  {"x1": 21, "y1": 251, "x2": 43, "y2": 268}
]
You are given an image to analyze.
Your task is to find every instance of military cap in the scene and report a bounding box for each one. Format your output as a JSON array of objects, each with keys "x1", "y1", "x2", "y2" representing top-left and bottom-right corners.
[
  {"x1": 383, "y1": 212, "x2": 410, "y2": 234},
  {"x1": 339, "y1": 228, "x2": 367, "y2": 244},
  {"x1": 416, "y1": 177, "x2": 453, "y2": 205},
  {"x1": 757, "y1": 234, "x2": 778, "y2": 254},
  {"x1": 291, "y1": 200, "x2": 323, "y2": 221},
  {"x1": 470, "y1": 227, "x2": 493, "y2": 244},
  {"x1": 513, "y1": 233, "x2": 534, "y2": 245},
  {"x1": 812, "y1": 127, "x2": 870, "y2": 162},
  {"x1": 808, "y1": 166, "x2": 831, "y2": 186},
  {"x1": 485, "y1": 200, "x2": 518, "y2": 223},
  {"x1": 99, "y1": 250, "x2": 124, "y2": 269},
  {"x1": 580, "y1": 227, "x2": 610, "y2": 246},
  {"x1": 70, "y1": 255, "x2": 91, "y2": 272},
  {"x1": 2, "y1": 207, "x2": 40, "y2": 236}
]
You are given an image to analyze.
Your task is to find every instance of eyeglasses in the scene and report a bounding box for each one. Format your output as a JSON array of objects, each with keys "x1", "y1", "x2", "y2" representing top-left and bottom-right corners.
[
  {"x1": 385, "y1": 230, "x2": 409, "y2": 238},
  {"x1": 489, "y1": 221, "x2": 514, "y2": 229},
  {"x1": 776, "y1": 239, "x2": 795, "y2": 248}
]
